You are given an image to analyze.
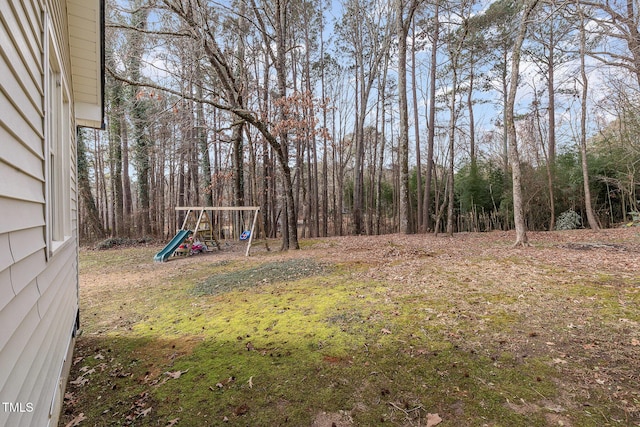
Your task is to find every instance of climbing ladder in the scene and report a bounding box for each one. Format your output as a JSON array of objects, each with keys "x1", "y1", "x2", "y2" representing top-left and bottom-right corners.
[{"x1": 179, "y1": 208, "x2": 221, "y2": 252}]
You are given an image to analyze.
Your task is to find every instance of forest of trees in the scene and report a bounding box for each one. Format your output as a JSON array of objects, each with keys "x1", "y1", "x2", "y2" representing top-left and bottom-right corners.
[{"x1": 78, "y1": 0, "x2": 640, "y2": 249}]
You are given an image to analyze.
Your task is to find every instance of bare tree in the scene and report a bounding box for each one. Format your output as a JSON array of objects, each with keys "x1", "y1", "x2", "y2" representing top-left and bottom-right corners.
[
  {"x1": 423, "y1": 0, "x2": 440, "y2": 232},
  {"x1": 579, "y1": 0, "x2": 640, "y2": 88},
  {"x1": 78, "y1": 130, "x2": 107, "y2": 240},
  {"x1": 151, "y1": 0, "x2": 301, "y2": 249},
  {"x1": 578, "y1": 3, "x2": 601, "y2": 230},
  {"x1": 396, "y1": 0, "x2": 423, "y2": 233},
  {"x1": 336, "y1": 0, "x2": 393, "y2": 234},
  {"x1": 87, "y1": 0, "x2": 639, "y2": 247},
  {"x1": 411, "y1": 21, "x2": 423, "y2": 231},
  {"x1": 527, "y1": 4, "x2": 575, "y2": 229},
  {"x1": 105, "y1": 40, "x2": 126, "y2": 236},
  {"x1": 506, "y1": 0, "x2": 539, "y2": 246},
  {"x1": 442, "y1": 0, "x2": 471, "y2": 236}
]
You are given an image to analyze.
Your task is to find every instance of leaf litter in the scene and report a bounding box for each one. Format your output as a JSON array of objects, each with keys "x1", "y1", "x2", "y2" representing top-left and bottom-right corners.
[{"x1": 60, "y1": 228, "x2": 640, "y2": 426}]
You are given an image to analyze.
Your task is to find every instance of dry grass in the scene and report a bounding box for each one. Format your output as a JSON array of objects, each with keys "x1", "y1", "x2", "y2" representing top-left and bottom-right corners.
[{"x1": 60, "y1": 228, "x2": 640, "y2": 427}]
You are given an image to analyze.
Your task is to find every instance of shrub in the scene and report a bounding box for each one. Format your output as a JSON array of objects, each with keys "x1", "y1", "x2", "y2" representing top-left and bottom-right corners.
[
  {"x1": 95, "y1": 237, "x2": 154, "y2": 250},
  {"x1": 556, "y1": 209, "x2": 582, "y2": 230}
]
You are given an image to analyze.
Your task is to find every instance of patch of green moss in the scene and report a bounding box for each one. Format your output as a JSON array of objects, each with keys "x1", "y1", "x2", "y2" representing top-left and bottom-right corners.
[
  {"x1": 297, "y1": 238, "x2": 327, "y2": 249},
  {"x1": 562, "y1": 282, "x2": 640, "y2": 321},
  {"x1": 144, "y1": 332, "x2": 564, "y2": 426}
]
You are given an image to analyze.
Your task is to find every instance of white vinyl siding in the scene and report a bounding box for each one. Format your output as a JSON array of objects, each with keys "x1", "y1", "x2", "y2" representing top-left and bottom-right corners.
[
  {"x1": 0, "y1": 125, "x2": 44, "y2": 181},
  {"x1": 0, "y1": 0, "x2": 43, "y2": 123},
  {"x1": 0, "y1": 0, "x2": 95, "y2": 425},
  {"x1": 0, "y1": 199, "x2": 45, "y2": 235},
  {"x1": 1, "y1": 253, "x2": 77, "y2": 426},
  {"x1": 0, "y1": 161, "x2": 44, "y2": 203}
]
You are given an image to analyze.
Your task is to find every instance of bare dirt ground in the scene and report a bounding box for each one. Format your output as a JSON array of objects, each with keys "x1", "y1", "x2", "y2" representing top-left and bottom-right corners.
[{"x1": 64, "y1": 228, "x2": 640, "y2": 426}]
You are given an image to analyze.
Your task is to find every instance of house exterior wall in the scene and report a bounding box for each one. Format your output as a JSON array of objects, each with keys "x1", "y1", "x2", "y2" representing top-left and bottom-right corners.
[{"x1": 0, "y1": 0, "x2": 99, "y2": 425}]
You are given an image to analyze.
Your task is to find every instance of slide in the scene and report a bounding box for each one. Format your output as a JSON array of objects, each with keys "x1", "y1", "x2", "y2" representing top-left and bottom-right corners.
[{"x1": 154, "y1": 230, "x2": 192, "y2": 262}]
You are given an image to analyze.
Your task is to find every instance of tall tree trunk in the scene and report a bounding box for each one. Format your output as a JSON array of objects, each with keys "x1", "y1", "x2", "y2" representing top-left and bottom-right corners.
[
  {"x1": 157, "y1": 125, "x2": 167, "y2": 236},
  {"x1": 189, "y1": 111, "x2": 200, "y2": 205},
  {"x1": 506, "y1": 0, "x2": 538, "y2": 246},
  {"x1": 302, "y1": 10, "x2": 320, "y2": 238},
  {"x1": 78, "y1": 130, "x2": 106, "y2": 240},
  {"x1": 342, "y1": 0, "x2": 392, "y2": 235},
  {"x1": 397, "y1": 0, "x2": 411, "y2": 234},
  {"x1": 376, "y1": 50, "x2": 391, "y2": 235},
  {"x1": 121, "y1": 115, "x2": 132, "y2": 236},
  {"x1": 129, "y1": 5, "x2": 151, "y2": 235},
  {"x1": 397, "y1": 0, "x2": 421, "y2": 234},
  {"x1": 547, "y1": 24, "x2": 557, "y2": 230},
  {"x1": 446, "y1": 69, "x2": 457, "y2": 236},
  {"x1": 579, "y1": 5, "x2": 600, "y2": 230},
  {"x1": 424, "y1": 0, "x2": 439, "y2": 232},
  {"x1": 320, "y1": 18, "x2": 329, "y2": 237},
  {"x1": 333, "y1": 102, "x2": 344, "y2": 236},
  {"x1": 533, "y1": 95, "x2": 556, "y2": 231},
  {"x1": 178, "y1": 149, "x2": 186, "y2": 225},
  {"x1": 233, "y1": 2, "x2": 248, "y2": 208},
  {"x1": 195, "y1": 61, "x2": 213, "y2": 207},
  {"x1": 502, "y1": 50, "x2": 509, "y2": 175},
  {"x1": 411, "y1": 20, "x2": 422, "y2": 232},
  {"x1": 274, "y1": 0, "x2": 299, "y2": 249},
  {"x1": 108, "y1": 83, "x2": 124, "y2": 236},
  {"x1": 242, "y1": 0, "x2": 300, "y2": 248},
  {"x1": 94, "y1": 136, "x2": 109, "y2": 232},
  {"x1": 260, "y1": 48, "x2": 273, "y2": 237},
  {"x1": 232, "y1": 122, "x2": 246, "y2": 207},
  {"x1": 353, "y1": 69, "x2": 365, "y2": 234},
  {"x1": 468, "y1": 59, "x2": 476, "y2": 164},
  {"x1": 445, "y1": 16, "x2": 467, "y2": 236}
]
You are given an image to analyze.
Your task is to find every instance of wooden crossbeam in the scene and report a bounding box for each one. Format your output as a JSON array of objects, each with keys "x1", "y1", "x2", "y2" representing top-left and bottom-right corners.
[{"x1": 175, "y1": 206, "x2": 260, "y2": 211}]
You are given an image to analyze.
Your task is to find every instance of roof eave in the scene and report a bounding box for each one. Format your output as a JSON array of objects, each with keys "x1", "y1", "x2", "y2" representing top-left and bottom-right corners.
[{"x1": 68, "y1": 0, "x2": 105, "y2": 129}]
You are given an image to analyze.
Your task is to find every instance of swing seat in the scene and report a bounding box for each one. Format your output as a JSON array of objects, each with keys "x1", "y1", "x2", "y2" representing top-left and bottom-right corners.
[{"x1": 240, "y1": 230, "x2": 251, "y2": 241}]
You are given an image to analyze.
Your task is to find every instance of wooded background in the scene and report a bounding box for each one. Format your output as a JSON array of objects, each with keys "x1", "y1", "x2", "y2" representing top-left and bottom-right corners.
[{"x1": 78, "y1": 0, "x2": 640, "y2": 248}]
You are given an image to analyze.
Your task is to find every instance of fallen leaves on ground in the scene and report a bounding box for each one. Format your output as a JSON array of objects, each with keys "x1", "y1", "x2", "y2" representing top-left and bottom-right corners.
[
  {"x1": 164, "y1": 369, "x2": 189, "y2": 379},
  {"x1": 215, "y1": 376, "x2": 236, "y2": 389},
  {"x1": 64, "y1": 413, "x2": 86, "y2": 427},
  {"x1": 138, "y1": 407, "x2": 152, "y2": 417},
  {"x1": 69, "y1": 376, "x2": 89, "y2": 386},
  {"x1": 125, "y1": 392, "x2": 153, "y2": 424},
  {"x1": 426, "y1": 413, "x2": 443, "y2": 427}
]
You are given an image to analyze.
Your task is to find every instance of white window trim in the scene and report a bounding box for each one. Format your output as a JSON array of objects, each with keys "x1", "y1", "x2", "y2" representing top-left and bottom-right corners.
[{"x1": 44, "y1": 13, "x2": 73, "y2": 259}]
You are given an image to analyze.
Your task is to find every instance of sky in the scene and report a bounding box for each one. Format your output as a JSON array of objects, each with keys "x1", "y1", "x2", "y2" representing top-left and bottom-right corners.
[{"x1": 121, "y1": 0, "x2": 629, "y2": 165}]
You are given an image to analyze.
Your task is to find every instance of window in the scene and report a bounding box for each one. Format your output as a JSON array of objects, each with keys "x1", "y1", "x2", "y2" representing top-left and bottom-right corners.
[{"x1": 45, "y1": 22, "x2": 72, "y2": 256}]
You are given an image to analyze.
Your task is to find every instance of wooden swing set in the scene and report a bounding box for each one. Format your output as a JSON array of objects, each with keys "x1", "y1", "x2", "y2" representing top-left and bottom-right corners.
[{"x1": 176, "y1": 206, "x2": 269, "y2": 257}]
